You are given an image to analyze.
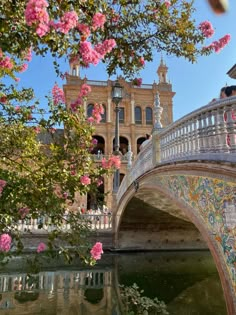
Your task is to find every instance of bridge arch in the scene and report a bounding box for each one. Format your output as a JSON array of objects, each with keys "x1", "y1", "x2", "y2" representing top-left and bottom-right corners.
[{"x1": 114, "y1": 162, "x2": 236, "y2": 315}]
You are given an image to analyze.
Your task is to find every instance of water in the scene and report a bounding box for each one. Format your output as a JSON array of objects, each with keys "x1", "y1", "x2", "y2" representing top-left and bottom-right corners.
[{"x1": 0, "y1": 251, "x2": 227, "y2": 315}]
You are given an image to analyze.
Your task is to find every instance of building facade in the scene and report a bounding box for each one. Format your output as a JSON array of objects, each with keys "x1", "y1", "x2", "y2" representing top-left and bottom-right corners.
[{"x1": 63, "y1": 59, "x2": 175, "y2": 210}]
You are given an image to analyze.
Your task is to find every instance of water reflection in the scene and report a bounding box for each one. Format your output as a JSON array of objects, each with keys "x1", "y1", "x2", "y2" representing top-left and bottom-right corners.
[{"x1": 0, "y1": 251, "x2": 227, "y2": 315}]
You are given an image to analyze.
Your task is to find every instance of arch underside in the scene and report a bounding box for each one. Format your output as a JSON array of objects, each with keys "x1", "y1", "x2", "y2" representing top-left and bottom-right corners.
[{"x1": 115, "y1": 163, "x2": 236, "y2": 314}]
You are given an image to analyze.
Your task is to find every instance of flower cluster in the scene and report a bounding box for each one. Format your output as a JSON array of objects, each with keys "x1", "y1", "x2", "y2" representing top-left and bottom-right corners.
[
  {"x1": 19, "y1": 207, "x2": 30, "y2": 219},
  {"x1": 53, "y1": 11, "x2": 78, "y2": 34},
  {"x1": 0, "y1": 179, "x2": 7, "y2": 196},
  {"x1": 164, "y1": 0, "x2": 171, "y2": 9},
  {"x1": 101, "y1": 155, "x2": 121, "y2": 169},
  {"x1": 52, "y1": 83, "x2": 65, "y2": 105},
  {"x1": 19, "y1": 64, "x2": 28, "y2": 73},
  {"x1": 199, "y1": 21, "x2": 214, "y2": 38},
  {"x1": 94, "y1": 39, "x2": 116, "y2": 56},
  {"x1": 79, "y1": 84, "x2": 92, "y2": 97},
  {"x1": 23, "y1": 47, "x2": 32, "y2": 62},
  {"x1": 77, "y1": 23, "x2": 91, "y2": 41},
  {"x1": 139, "y1": 57, "x2": 145, "y2": 66},
  {"x1": 92, "y1": 13, "x2": 106, "y2": 30},
  {"x1": 132, "y1": 77, "x2": 142, "y2": 87},
  {"x1": 70, "y1": 84, "x2": 91, "y2": 112},
  {"x1": 80, "y1": 175, "x2": 91, "y2": 186},
  {"x1": 25, "y1": 0, "x2": 49, "y2": 37},
  {"x1": 0, "y1": 50, "x2": 14, "y2": 70},
  {"x1": 0, "y1": 234, "x2": 12, "y2": 252},
  {"x1": 205, "y1": 34, "x2": 231, "y2": 53},
  {"x1": 79, "y1": 39, "x2": 116, "y2": 66},
  {"x1": 87, "y1": 103, "x2": 104, "y2": 123},
  {"x1": 90, "y1": 242, "x2": 103, "y2": 260},
  {"x1": 37, "y1": 242, "x2": 46, "y2": 253}
]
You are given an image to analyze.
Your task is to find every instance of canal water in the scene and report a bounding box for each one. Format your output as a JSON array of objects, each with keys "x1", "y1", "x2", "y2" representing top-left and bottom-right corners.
[{"x1": 0, "y1": 250, "x2": 227, "y2": 315}]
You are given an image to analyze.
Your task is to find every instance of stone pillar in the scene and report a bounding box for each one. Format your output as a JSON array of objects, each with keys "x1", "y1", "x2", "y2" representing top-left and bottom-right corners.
[
  {"x1": 152, "y1": 92, "x2": 163, "y2": 166},
  {"x1": 107, "y1": 98, "x2": 112, "y2": 122},
  {"x1": 131, "y1": 98, "x2": 135, "y2": 124}
]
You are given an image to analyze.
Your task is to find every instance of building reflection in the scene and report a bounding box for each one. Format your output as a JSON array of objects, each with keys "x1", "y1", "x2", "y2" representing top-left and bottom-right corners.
[{"x1": 0, "y1": 269, "x2": 120, "y2": 315}]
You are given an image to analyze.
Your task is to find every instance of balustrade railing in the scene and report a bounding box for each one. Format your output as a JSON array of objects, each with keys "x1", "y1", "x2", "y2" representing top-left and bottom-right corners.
[
  {"x1": 159, "y1": 97, "x2": 236, "y2": 163},
  {"x1": 117, "y1": 98, "x2": 236, "y2": 203},
  {"x1": 0, "y1": 270, "x2": 112, "y2": 293},
  {"x1": 17, "y1": 213, "x2": 112, "y2": 233}
]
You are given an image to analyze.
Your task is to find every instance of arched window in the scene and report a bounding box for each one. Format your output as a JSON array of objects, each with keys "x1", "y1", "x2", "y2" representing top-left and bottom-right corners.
[
  {"x1": 137, "y1": 137, "x2": 146, "y2": 154},
  {"x1": 135, "y1": 106, "x2": 142, "y2": 124},
  {"x1": 146, "y1": 107, "x2": 153, "y2": 125},
  {"x1": 101, "y1": 104, "x2": 106, "y2": 123},
  {"x1": 87, "y1": 103, "x2": 94, "y2": 117}
]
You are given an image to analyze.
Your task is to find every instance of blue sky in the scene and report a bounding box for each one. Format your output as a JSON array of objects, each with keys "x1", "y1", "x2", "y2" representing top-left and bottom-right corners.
[{"x1": 15, "y1": 1, "x2": 236, "y2": 121}]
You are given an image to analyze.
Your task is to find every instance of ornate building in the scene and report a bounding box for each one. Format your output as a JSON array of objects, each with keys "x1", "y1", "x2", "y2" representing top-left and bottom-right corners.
[{"x1": 63, "y1": 59, "x2": 175, "y2": 210}]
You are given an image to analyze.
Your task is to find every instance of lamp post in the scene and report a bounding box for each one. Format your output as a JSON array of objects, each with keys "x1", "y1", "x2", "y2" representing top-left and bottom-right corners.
[{"x1": 112, "y1": 81, "x2": 123, "y2": 193}]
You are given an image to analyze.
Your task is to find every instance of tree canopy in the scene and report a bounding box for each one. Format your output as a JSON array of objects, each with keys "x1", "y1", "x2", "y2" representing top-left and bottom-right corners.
[{"x1": 0, "y1": 0, "x2": 230, "y2": 268}]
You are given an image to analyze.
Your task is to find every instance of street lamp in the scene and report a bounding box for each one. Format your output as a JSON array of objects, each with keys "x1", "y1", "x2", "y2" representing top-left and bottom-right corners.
[{"x1": 112, "y1": 80, "x2": 123, "y2": 193}]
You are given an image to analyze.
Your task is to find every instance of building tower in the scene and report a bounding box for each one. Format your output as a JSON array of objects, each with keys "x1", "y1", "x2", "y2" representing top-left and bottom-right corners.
[{"x1": 63, "y1": 58, "x2": 175, "y2": 209}]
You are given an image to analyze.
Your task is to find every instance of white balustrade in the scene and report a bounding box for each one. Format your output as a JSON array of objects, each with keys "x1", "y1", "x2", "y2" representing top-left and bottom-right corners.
[
  {"x1": 17, "y1": 213, "x2": 112, "y2": 234},
  {"x1": 0, "y1": 270, "x2": 112, "y2": 293},
  {"x1": 117, "y1": 98, "x2": 236, "y2": 204}
]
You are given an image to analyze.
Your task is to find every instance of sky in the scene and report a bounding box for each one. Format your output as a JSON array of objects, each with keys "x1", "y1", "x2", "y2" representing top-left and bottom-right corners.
[{"x1": 14, "y1": 0, "x2": 236, "y2": 122}]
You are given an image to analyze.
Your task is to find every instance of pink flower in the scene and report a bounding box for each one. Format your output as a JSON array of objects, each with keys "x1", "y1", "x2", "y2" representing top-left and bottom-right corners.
[
  {"x1": 15, "y1": 106, "x2": 21, "y2": 112},
  {"x1": 92, "y1": 13, "x2": 106, "y2": 30},
  {"x1": 19, "y1": 207, "x2": 30, "y2": 219},
  {"x1": 19, "y1": 63, "x2": 28, "y2": 73},
  {"x1": 101, "y1": 155, "x2": 121, "y2": 169},
  {"x1": 24, "y1": 47, "x2": 32, "y2": 61},
  {"x1": 164, "y1": 0, "x2": 171, "y2": 8},
  {"x1": 79, "y1": 41, "x2": 101, "y2": 66},
  {"x1": 90, "y1": 242, "x2": 103, "y2": 260},
  {"x1": 0, "y1": 179, "x2": 7, "y2": 196},
  {"x1": 79, "y1": 83, "x2": 92, "y2": 97},
  {"x1": 80, "y1": 175, "x2": 91, "y2": 186},
  {"x1": 37, "y1": 242, "x2": 46, "y2": 253},
  {"x1": 0, "y1": 56, "x2": 14, "y2": 70},
  {"x1": 139, "y1": 57, "x2": 145, "y2": 66},
  {"x1": 54, "y1": 11, "x2": 78, "y2": 34},
  {"x1": 52, "y1": 83, "x2": 65, "y2": 105},
  {"x1": 199, "y1": 21, "x2": 214, "y2": 38},
  {"x1": 87, "y1": 116, "x2": 95, "y2": 123},
  {"x1": 77, "y1": 23, "x2": 91, "y2": 40},
  {"x1": 94, "y1": 39, "x2": 116, "y2": 57},
  {"x1": 25, "y1": 0, "x2": 50, "y2": 37},
  {"x1": 92, "y1": 138, "x2": 98, "y2": 145},
  {"x1": 0, "y1": 96, "x2": 7, "y2": 104},
  {"x1": 0, "y1": 234, "x2": 12, "y2": 252},
  {"x1": 97, "y1": 178, "x2": 103, "y2": 187},
  {"x1": 0, "y1": 180, "x2": 7, "y2": 188},
  {"x1": 132, "y1": 77, "x2": 142, "y2": 87},
  {"x1": 205, "y1": 34, "x2": 231, "y2": 53},
  {"x1": 33, "y1": 126, "x2": 41, "y2": 134}
]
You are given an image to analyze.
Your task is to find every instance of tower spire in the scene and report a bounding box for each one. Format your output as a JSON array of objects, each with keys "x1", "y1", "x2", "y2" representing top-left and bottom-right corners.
[{"x1": 157, "y1": 56, "x2": 168, "y2": 83}]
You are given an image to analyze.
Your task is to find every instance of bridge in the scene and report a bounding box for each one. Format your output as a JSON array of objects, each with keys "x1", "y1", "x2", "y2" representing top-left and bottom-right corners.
[{"x1": 114, "y1": 95, "x2": 236, "y2": 314}]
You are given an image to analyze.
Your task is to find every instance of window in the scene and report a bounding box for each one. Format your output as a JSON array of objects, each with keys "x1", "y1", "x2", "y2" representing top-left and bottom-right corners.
[
  {"x1": 101, "y1": 104, "x2": 106, "y2": 123},
  {"x1": 119, "y1": 107, "x2": 125, "y2": 123},
  {"x1": 135, "y1": 106, "x2": 142, "y2": 124},
  {"x1": 87, "y1": 104, "x2": 94, "y2": 117},
  {"x1": 146, "y1": 107, "x2": 153, "y2": 125}
]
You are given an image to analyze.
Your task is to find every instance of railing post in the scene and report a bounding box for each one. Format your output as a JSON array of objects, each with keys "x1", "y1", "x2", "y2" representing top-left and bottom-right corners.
[{"x1": 152, "y1": 92, "x2": 163, "y2": 165}]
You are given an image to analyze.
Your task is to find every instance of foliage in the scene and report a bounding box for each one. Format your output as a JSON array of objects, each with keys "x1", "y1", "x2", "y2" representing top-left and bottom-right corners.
[
  {"x1": 1, "y1": 0, "x2": 216, "y2": 79},
  {"x1": 120, "y1": 283, "x2": 169, "y2": 315},
  {"x1": 0, "y1": 0, "x2": 228, "y2": 267}
]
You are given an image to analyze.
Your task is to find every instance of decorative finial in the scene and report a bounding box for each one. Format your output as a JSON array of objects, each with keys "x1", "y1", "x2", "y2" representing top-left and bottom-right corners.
[
  {"x1": 153, "y1": 92, "x2": 163, "y2": 130},
  {"x1": 126, "y1": 144, "x2": 133, "y2": 169}
]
